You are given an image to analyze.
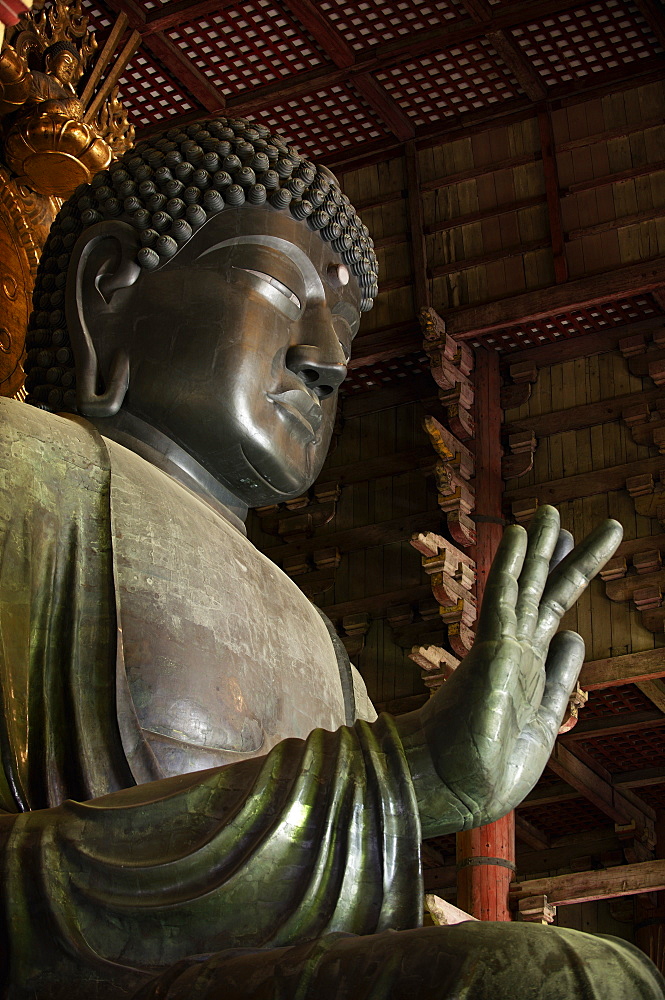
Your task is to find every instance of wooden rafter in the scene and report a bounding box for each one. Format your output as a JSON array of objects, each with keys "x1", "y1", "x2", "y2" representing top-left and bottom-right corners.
[
  {"x1": 459, "y1": 0, "x2": 547, "y2": 102},
  {"x1": 446, "y1": 257, "x2": 665, "y2": 340},
  {"x1": 511, "y1": 860, "x2": 665, "y2": 907},
  {"x1": 353, "y1": 73, "x2": 414, "y2": 142},
  {"x1": 549, "y1": 742, "x2": 655, "y2": 835},
  {"x1": 283, "y1": 0, "x2": 355, "y2": 69},
  {"x1": 633, "y1": 0, "x2": 665, "y2": 51},
  {"x1": 144, "y1": 33, "x2": 224, "y2": 112}
]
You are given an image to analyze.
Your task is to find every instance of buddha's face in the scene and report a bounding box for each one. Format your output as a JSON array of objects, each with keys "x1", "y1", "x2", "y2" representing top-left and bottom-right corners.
[
  {"x1": 46, "y1": 50, "x2": 81, "y2": 87},
  {"x1": 112, "y1": 206, "x2": 361, "y2": 506}
]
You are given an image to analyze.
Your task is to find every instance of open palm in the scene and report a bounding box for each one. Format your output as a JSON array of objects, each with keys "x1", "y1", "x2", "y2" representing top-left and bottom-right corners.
[{"x1": 396, "y1": 505, "x2": 623, "y2": 839}]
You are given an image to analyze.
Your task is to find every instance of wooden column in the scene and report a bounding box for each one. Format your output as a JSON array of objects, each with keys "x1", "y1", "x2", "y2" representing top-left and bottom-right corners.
[{"x1": 456, "y1": 347, "x2": 515, "y2": 921}]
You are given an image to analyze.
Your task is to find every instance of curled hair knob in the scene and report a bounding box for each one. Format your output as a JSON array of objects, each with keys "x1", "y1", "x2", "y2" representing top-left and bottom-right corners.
[
  {"x1": 166, "y1": 197, "x2": 186, "y2": 219},
  {"x1": 137, "y1": 247, "x2": 160, "y2": 270},
  {"x1": 170, "y1": 218, "x2": 193, "y2": 243},
  {"x1": 151, "y1": 211, "x2": 172, "y2": 232},
  {"x1": 155, "y1": 235, "x2": 178, "y2": 259},
  {"x1": 185, "y1": 204, "x2": 207, "y2": 229},
  {"x1": 131, "y1": 209, "x2": 151, "y2": 231},
  {"x1": 247, "y1": 183, "x2": 266, "y2": 205},
  {"x1": 224, "y1": 184, "x2": 245, "y2": 207},
  {"x1": 203, "y1": 189, "x2": 224, "y2": 213},
  {"x1": 183, "y1": 186, "x2": 201, "y2": 205}
]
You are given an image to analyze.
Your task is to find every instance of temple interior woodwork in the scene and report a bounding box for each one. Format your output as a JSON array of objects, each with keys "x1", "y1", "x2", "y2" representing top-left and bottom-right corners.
[{"x1": 3, "y1": 0, "x2": 665, "y2": 977}]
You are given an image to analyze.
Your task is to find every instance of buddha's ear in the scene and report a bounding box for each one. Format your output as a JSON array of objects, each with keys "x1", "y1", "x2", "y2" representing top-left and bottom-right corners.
[{"x1": 65, "y1": 220, "x2": 142, "y2": 418}]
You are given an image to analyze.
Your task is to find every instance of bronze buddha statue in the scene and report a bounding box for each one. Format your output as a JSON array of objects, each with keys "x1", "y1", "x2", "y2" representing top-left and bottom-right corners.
[{"x1": 0, "y1": 116, "x2": 662, "y2": 1000}]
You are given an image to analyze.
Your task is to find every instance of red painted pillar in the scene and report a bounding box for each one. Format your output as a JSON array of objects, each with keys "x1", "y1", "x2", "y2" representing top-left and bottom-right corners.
[{"x1": 456, "y1": 346, "x2": 515, "y2": 921}]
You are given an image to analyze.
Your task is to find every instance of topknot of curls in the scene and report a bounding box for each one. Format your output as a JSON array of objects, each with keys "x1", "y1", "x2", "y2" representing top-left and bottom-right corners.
[{"x1": 24, "y1": 116, "x2": 378, "y2": 413}]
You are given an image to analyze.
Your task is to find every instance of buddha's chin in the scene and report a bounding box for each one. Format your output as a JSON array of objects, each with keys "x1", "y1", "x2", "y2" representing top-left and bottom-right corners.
[{"x1": 236, "y1": 442, "x2": 321, "y2": 505}]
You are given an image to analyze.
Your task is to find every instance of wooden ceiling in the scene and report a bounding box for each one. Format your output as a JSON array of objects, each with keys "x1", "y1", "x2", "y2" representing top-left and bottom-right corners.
[{"x1": 81, "y1": 0, "x2": 664, "y2": 169}]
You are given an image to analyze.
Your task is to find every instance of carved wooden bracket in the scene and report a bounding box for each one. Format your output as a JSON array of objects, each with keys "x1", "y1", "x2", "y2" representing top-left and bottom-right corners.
[
  {"x1": 622, "y1": 397, "x2": 665, "y2": 452},
  {"x1": 339, "y1": 612, "x2": 371, "y2": 658},
  {"x1": 409, "y1": 531, "x2": 477, "y2": 657},
  {"x1": 386, "y1": 597, "x2": 445, "y2": 650},
  {"x1": 518, "y1": 894, "x2": 556, "y2": 925},
  {"x1": 420, "y1": 306, "x2": 475, "y2": 442},
  {"x1": 408, "y1": 644, "x2": 459, "y2": 695},
  {"x1": 254, "y1": 483, "x2": 341, "y2": 542},
  {"x1": 423, "y1": 415, "x2": 476, "y2": 546},
  {"x1": 625, "y1": 472, "x2": 665, "y2": 527},
  {"x1": 502, "y1": 429, "x2": 537, "y2": 480},
  {"x1": 500, "y1": 361, "x2": 539, "y2": 410},
  {"x1": 601, "y1": 545, "x2": 665, "y2": 633},
  {"x1": 511, "y1": 498, "x2": 539, "y2": 525},
  {"x1": 281, "y1": 546, "x2": 342, "y2": 598},
  {"x1": 620, "y1": 326, "x2": 665, "y2": 383}
]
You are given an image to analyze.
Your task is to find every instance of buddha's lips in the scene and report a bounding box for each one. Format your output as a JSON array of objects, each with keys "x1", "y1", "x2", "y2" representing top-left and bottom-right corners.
[{"x1": 267, "y1": 389, "x2": 323, "y2": 439}]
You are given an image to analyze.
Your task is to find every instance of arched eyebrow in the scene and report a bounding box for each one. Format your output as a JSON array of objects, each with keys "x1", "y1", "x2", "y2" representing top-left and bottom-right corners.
[{"x1": 197, "y1": 235, "x2": 325, "y2": 301}]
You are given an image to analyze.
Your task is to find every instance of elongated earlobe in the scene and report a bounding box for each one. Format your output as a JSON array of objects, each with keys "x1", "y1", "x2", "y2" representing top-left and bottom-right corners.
[{"x1": 66, "y1": 220, "x2": 141, "y2": 417}]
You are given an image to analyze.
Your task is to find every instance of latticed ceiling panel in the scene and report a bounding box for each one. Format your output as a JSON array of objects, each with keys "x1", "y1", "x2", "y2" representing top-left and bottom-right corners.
[
  {"x1": 512, "y1": 1, "x2": 663, "y2": 89},
  {"x1": 167, "y1": 3, "x2": 328, "y2": 98},
  {"x1": 473, "y1": 294, "x2": 663, "y2": 352},
  {"x1": 584, "y1": 685, "x2": 656, "y2": 718},
  {"x1": 80, "y1": 0, "x2": 113, "y2": 34},
  {"x1": 317, "y1": 0, "x2": 466, "y2": 53},
  {"x1": 252, "y1": 82, "x2": 392, "y2": 160},
  {"x1": 118, "y1": 49, "x2": 198, "y2": 127},
  {"x1": 342, "y1": 351, "x2": 431, "y2": 393},
  {"x1": 375, "y1": 38, "x2": 522, "y2": 127},
  {"x1": 521, "y1": 796, "x2": 613, "y2": 838},
  {"x1": 577, "y1": 728, "x2": 665, "y2": 772}
]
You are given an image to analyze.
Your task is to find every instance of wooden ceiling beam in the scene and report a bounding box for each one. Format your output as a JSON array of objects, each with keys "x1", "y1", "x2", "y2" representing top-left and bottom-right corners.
[
  {"x1": 283, "y1": 0, "x2": 355, "y2": 69},
  {"x1": 144, "y1": 33, "x2": 224, "y2": 112},
  {"x1": 143, "y1": 0, "x2": 238, "y2": 35},
  {"x1": 459, "y1": 0, "x2": 547, "y2": 102},
  {"x1": 515, "y1": 814, "x2": 551, "y2": 851},
  {"x1": 445, "y1": 256, "x2": 665, "y2": 340},
  {"x1": 353, "y1": 73, "x2": 414, "y2": 141},
  {"x1": 511, "y1": 859, "x2": 665, "y2": 907},
  {"x1": 99, "y1": 0, "x2": 145, "y2": 29},
  {"x1": 549, "y1": 742, "x2": 655, "y2": 833},
  {"x1": 404, "y1": 141, "x2": 429, "y2": 309},
  {"x1": 633, "y1": 0, "x2": 665, "y2": 51},
  {"x1": 560, "y1": 709, "x2": 665, "y2": 741}
]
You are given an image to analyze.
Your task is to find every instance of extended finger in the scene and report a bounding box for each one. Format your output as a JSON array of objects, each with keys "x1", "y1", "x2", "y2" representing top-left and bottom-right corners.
[
  {"x1": 536, "y1": 630, "x2": 585, "y2": 740},
  {"x1": 515, "y1": 505, "x2": 561, "y2": 641},
  {"x1": 549, "y1": 528, "x2": 574, "y2": 573},
  {"x1": 532, "y1": 518, "x2": 623, "y2": 649},
  {"x1": 475, "y1": 524, "x2": 527, "y2": 643}
]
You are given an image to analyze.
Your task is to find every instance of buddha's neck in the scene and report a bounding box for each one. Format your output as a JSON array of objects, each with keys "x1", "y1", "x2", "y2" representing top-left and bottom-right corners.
[{"x1": 91, "y1": 410, "x2": 249, "y2": 533}]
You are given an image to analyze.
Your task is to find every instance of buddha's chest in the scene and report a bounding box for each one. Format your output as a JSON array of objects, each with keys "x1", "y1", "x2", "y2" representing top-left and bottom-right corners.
[{"x1": 107, "y1": 440, "x2": 346, "y2": 778}]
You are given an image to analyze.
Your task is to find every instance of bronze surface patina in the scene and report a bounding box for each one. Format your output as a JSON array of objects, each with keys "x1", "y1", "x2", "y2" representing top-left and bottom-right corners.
[{"x1": 0, "y1": 116, "x2": 663, "y2": 1000}]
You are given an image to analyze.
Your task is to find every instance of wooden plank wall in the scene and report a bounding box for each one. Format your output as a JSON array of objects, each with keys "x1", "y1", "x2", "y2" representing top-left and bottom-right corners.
[
  {"x1": 503, "y1": 343, "x2": 665, "y2": 662},
  {"x1": 347, "y1": 76, "x2": 665, "y2": 355}
]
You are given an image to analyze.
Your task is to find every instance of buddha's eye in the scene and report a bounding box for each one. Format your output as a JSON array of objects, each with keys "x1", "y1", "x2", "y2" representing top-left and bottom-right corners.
[{"x1": 241, "y1": 268, "x2": 301, "y2": 309}]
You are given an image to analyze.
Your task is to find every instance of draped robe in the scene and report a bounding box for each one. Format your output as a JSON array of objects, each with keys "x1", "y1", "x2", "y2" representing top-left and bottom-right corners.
[{"x1": 0, "y1": 397, "x2": 662, "y2": 1000}]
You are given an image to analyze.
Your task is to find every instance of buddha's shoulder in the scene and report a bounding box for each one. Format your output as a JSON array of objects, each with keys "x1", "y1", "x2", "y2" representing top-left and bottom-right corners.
[{"x1": 0, "y1": 398, "x2": 108, "y2": 481}]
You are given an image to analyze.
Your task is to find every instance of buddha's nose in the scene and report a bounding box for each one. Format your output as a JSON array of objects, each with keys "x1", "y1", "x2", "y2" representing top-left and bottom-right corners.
[{"x1": 285, "y1": 345, "x2": 347, "y2": 399}]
